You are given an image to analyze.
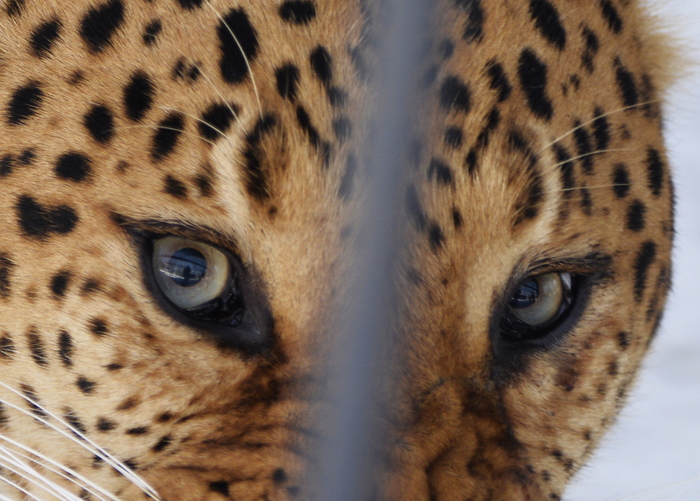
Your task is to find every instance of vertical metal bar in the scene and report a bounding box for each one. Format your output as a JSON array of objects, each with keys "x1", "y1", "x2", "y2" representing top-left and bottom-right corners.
[{"x1": 312, "y1": 1, "x2": 432, "y2": 499}]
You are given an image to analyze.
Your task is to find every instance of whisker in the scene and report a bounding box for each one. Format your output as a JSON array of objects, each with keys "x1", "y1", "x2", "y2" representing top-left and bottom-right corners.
[
  {"x1": 536, "y1": 99, "x2": 662, "y2": 155},
  {"x1": 157, "y1": 106, "x2": 236, "y2": 149},
  {"x1": 542, "y1": 148, "x2": 634, "y2": 175},
  {"x1": 0, "y1": 471, "x2": 43, "y2": 501},
  {"x1": 205, "y1": 3, "x2": 264, "y2": 120},
  {"x1": 548, "y1": 183, "x2": 631, "y2": 195},
  {"x1": 0, "y1": 383, "x2": 160, "y2": 500},
  {"x1": 113, "y1": 124, "x2": 217, "y2": 147},
  {"x1": 0, "y1": 446, "x2": 82, "y2": 501},
  {"x1": 178, "y1": 56, "x2": 243, "y2": 125},
  {"x1": 612, "y1": 474, "x2": 700, "y2": 501},
  {"x1": 0, "y1": 437, "x2": 114, "y2": 501}
]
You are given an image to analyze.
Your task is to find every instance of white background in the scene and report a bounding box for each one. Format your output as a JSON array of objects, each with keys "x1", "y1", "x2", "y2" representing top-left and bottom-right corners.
[{"x1": 567, "y1": 1, "x2": 700, "y2": 499}]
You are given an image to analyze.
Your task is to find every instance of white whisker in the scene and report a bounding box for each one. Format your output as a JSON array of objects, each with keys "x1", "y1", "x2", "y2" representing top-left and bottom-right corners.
[
  {"x1": 0, "y1": 446, "x2": 81, "y2": 501},
  {"x1": 0, "y1": 472, "x2": 43, "y2": 501},
  {"x1": 0, "y1": 437, "x2": 114, "y2": 501},
  {"x1": 206, "y1": 3, "x2": 264, "y2": 120},
  {"x1": 0, "y1": 382, "x2": 161, "y2": 500},
  {"x1": 113, "y1": 124, "x2": 217, "y2": 147},
  {"x1": 536, "y1": 99, "x2": 662, "y2": 155},
  {"x1": 158, "y1": 105, "x2": 236, "y2": 149},
  {"x1": 542, "y1": 148, "x2": 633, "y2": 175}
]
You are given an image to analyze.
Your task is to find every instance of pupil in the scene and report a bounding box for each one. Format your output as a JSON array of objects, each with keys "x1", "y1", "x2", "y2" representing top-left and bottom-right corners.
[
  {"x1": 165, "y1": 248, "x2": 207, "y2": 287},
  {"x1": 510, "y1": 278, "x2": 539, "y2": 309}
]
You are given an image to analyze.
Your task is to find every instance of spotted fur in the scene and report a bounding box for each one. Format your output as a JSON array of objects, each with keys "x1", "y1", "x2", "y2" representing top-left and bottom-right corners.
[{"x1": 0, "y1": 0, "x2": 674, "y2": 500}]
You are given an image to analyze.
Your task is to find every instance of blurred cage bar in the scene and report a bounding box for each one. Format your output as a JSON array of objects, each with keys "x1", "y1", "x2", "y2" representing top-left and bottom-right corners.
[{"x1": 312, "y1": 1, "x2": 433, "y2": 499}]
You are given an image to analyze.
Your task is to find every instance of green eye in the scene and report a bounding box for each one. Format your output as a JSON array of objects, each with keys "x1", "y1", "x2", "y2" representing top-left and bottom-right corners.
[
  {"x1": 502, "y1": 271, "x2": 574, "y2": 342},
  {"x1": 152, "y1": 236, "x2": 230, "y2": 310}
]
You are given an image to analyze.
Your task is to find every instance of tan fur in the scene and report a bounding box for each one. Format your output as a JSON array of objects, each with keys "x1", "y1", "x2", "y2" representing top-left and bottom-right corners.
[{"x1": 0, "y1": 0, "x2": 674, "y2": 499}]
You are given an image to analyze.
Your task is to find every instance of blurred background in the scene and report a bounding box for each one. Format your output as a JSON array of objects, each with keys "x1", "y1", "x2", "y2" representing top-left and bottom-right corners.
[{"x1": 567, "y1": 1, "x2": 700, "y2": 499}]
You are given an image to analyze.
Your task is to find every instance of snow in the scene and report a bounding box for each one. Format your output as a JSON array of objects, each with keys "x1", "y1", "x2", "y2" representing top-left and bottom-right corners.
[{"x1": 566, "y1": 1, "x2": 700, "y2": 499}]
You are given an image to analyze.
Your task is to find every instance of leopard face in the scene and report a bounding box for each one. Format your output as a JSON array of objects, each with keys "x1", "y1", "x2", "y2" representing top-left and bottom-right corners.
[{"x1": 0, "y1": 0, "x2": 674, "y2": 500}]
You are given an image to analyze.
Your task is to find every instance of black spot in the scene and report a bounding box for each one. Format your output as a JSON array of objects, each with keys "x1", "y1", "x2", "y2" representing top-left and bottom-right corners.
[
  {"x1": 84, "y1": 105, "x2": 115, "y2": 144},
  {"x1": 444, "y1": 127, "x2": 463, "y2": 149},
  {"x1": 272, "y1": 468, "x2": 288, "y2": 484},
  {"x1": 79, "y1": 0, "x2": 125, "y2": 53},
  {"x1": 0, "y1": 255, "x2": 12, "y2": 298},
  {"x1": 123, "y1": 459, "x2": 139, "y2": 471},
  {"x1": 195, "y1": 174, "x2": 213, "y2": 197},
  {"x1": 81, "y1": 278, "x2": 101, "y2": 295},
  {"x1": 7, "y1": 82, "x2": 44, "y2": 125},
  {"x1": 296, "y1": 105, "x2": 322, "y2": 150},
  {"x1": 454, "y1": 0, "x2": 484, "y2": 43},
  {"x1": 518, "y1": 173, "x2": 545, "y2": 222},
  {"x1": 77, "y1": 376, "x2": 96, "y2": 395},
  {"x1": 0, "y1": 334, "x2": 15, "y2": 359},
  {"x1": 553, "y1": 145, "x2": 575, "y2": 194},
  {"x1": 152, "y1": 435, "x2": 172, "y2": 453},
  {"x1": 243, "y1": 114, "x2": 278, "y2": 200},
  {"x1": 218, "y1": 8, "x2": 259, "y2": 84},
  {"x1": 310, "y1": 46, "x2": 333, "y2": 87},
  {"x1": 581, "y1": 27, "x2": 599, "y2": 72},
  {"x1": 30, "y1": 18, "x2": 62, "y2": 58},
  {"x1": 529, "y1": 0, "x2": 566, "y2": 50},
  {"x1": 124, "y1": 72, "x2": 155, "y2": 121},
  {"x1": 338, "y1": 153, "x2": 357, "y2": 200},
  {"x1": 439, "y1": 39, "x2": 455, "y2": 60},
  {"x1": 126, "y1": 426, "x2": 148, "y2": 435},
  {"x1": 21, "y1": 384, "x2": 48, "y2": 419},
  {"x1": 16, "y1": 195, "x2": 78, "y2": 240},
  {"x1": 486, "y1": 61, "x2": 512, "y2": 102},
  {"x1": 143, "y1": 19, "x2": 162, "y2": 46},
  {"x1": 332, "y1": 117, "x2": 352, "y2": 143},
  {"x1": 64, "y1": 409, "x2": 87, "y2": 435},
  {"x1": 612, "y1": 164, "x2": 630, "y2": 198},
  {"x1": 97, "y1": 417, "x2": 116, "y2": 431},
  {"x1": 275, "y1": 64, "x2": 301, "y2": 101},
  {"x1": 476, "y1": 108, "x2": 500, "y2": 148},
  {"x1": 406, "y1": 185, "x2": 427, "y2": 231},
  {"x1": 518, "y1": 49, "x2": 553, "y2": 120},
  {"x1": 199, "y1": 103, "x2": 237, "y2": 141},
  {"x1": 58, "y1": 330, "x2": 73, "y2": 367},
  {"x1": 50, "y1": 270, "x2": 71, "y2": 298},
  {"x1": 452, "y1": 209, "x2": 463, "y2": 229},
  {"x1": 617, "y1": 331, "x2": 630, "y2": 349},
  {"x1": 572, "y1": 122, "x2": 594, "y2": 174},
  {"x1": 580, "y1": 187, "x2": 592, "y2": 215},
  {"x1": 626, "y1": 200, "x2": 646, "y2": 232},
  {"x1": 465, "y1": 149, "x2": 478, "y2": 176},
  {"x1": 27, "y1": 329, "x2": 48, "y2": 367},
  {"x1": 164, "y1": 175, "x2": 188, "y2": 198},
  {"x1": 55, "y1": 152, "x2": 92, "y2": 182},
  {"x1": 0, "y1": 155, "x2": 15, "y2": 177},
  {"x1": 176, "y1": 0, "x2": 203, "y2": 10},
  {"x1": 600, "y1": 0, "x2": 623, "y2": 33},
  {"x1": 429, "y1": 224, "x2": 445, "y2": 251},
  {"x1": 151, "y1": 113, "x2": 184, "y2": 161},
  {"x1": 89, "y1": 318, "x2": 109, "y2": 337},
  {"x1": 6, "y1": 0, "x2": 25, "y2": 17},
  {"x1": 209, "y1": 482, "x2": 230, "y2": 496},
  {"x1": 592, "y1": 108, "x2": 610, "y2": 150},
  {"x1": 328, "y1": 87, "x2": 348, "y2": 108},
  {"x1": 615, "y1": 58, "x2": 638, "y2": 107},
  {"x1": 106, "y1": 363, "x2": 123, "y2": 371},
  {"x1": 646, "y1": 148, "x2": 664, "y2": 196},
  {"x1": 427, "y1": 159, "x2": 454, "y2": 186},
  {"x1": 279, "y1": 1, "x2": 316, "y2": 24},
  {"x1": 634, "y1": 241, "x2": 657, "y2": 302},
  {"x1": 19, "y1": 149, "x2": 35, "y2": 165},
  {"x1": 439, "y1": 76, "x2": 471, "y2": 113}
]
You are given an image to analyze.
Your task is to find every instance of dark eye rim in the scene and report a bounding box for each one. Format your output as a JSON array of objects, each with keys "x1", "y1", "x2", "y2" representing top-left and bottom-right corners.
[
  {"x1": 125, "y1": 224, "x2": 273, "y2": 354},
  {"x1": 489, "y1": 252, "x2": 612, "y2": 362}
]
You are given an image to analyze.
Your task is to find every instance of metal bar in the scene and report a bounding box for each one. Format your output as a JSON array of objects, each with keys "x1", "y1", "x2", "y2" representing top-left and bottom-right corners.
[{"x1": 312, "y1": 1, "x2": 432, "y2": 499}]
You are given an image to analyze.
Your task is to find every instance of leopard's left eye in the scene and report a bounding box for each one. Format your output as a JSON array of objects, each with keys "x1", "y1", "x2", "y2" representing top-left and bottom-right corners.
[
  {"x1": 152, "y1": 236, "x2": 231, "y2": 310},
  {"x1": 500, "y1": 271, "x2": 575, "y2": 343}
]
